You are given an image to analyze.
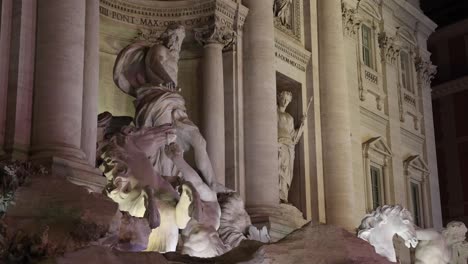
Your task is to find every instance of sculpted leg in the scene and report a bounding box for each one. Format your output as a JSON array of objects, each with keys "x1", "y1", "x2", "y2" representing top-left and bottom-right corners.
[
  {"x1": 144, "y1": 186, "x2": 161, "y2": 229},
  {"x1": 185, "y1": 128, "x2": 215, "y2": 187}
]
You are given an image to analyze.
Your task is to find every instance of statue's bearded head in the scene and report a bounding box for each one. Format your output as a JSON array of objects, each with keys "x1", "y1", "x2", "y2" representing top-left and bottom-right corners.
[{"x1": 278, "y1": 90, "x2": 293, "y2": 107}]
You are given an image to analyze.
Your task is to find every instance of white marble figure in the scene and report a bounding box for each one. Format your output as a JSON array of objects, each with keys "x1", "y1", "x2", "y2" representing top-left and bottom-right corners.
[
  {"x1": 444, "y1": 221, "x2": 468, "y2": 264},
  {"x1": 108, "y1": 24, "x2": 268, "y2": 257},
  {"x1": 357, "y1": 205, "x2": 419, "y2": 262},
  {"x1": 414, "y1": 221, "x2": 468, "y2": 264},
  {"x1": 99, "y1": 125, "x2": 193, "y2": 252},
  {"x1": 277, "y1": 91, "x2": 306, "y2": 203},
  {"x1": 164, "y1": 142, "x2": 227, "y2": 257},
  {"x1": 414, "y1": 228, "x2": 451, "y2": 264},
  {"x1": 113, "y1": 25, "x2": 216, "y2": 189}
]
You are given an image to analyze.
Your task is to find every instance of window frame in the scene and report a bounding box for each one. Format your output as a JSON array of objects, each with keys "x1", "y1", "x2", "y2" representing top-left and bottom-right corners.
[
  {"x1": 360, "y1": 24, "x2": 376, "y2": 70},
  {"x1": 399, "y1": 50, "x2": 415, "y2": 94},
  {"x1": 363, "y1": 137, "x2": 393, "y2": 212},
  {"x1": 404, "y1": 155, "x2": 430, "y2": 228},
  {"x1": 370, "y1": 163, "x2": 385, "y2": 210}
]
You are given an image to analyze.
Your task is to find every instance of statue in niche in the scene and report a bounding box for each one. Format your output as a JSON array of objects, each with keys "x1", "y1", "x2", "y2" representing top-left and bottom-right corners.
[
  {"x1": 277, "y1": 91, "x2": 308, "y2": 203},
  {"x1": 273, "y1": 0, "x2": 293, "y2": 28}
]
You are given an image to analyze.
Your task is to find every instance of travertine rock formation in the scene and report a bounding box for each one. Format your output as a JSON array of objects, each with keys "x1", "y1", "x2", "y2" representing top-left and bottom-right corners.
[{"x1": 53, "y1": 223, "x2": 392, "y2": 264}]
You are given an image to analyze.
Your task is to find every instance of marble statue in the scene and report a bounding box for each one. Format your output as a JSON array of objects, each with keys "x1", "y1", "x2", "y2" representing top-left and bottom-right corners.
[
  {"x1": 104, "y1": 25, "x2": 270, "y2": 257},
  {"x1": 414, "y1": 221, "x2": 468, "y2": 264},
  {"x1": 164, "y1": 142, "x2": 227, "y2": 257},
  {"x1": 99, "y1": 125, "x2": 196, "y2": 252},
  {"x1": 414, "y1": 228, "x2": 451, "y2": 264},
  {"x1": 277, "y1": 91, "x2": 309, "y2": 203},
  {"x1": 113, "y1": 24, "x2": 216, "y2": 190},
  {"x1": 357, "y1": 205, "x2": 419, "y2": 262},
  {"x1": 99, "y1": 125, "x2": 179, "y2": 226},
  {"x1": 444, "y1": 221, "x2": 468, "y2": 264},
  {"x1": 273, "y1": 0, "x2": 293, "y2": 28}
]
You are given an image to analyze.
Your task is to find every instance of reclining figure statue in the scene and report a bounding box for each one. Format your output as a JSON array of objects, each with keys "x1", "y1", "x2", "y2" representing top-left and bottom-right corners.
[{"x1": 358, "y1": 205, "x2": 468, "y2": 264}]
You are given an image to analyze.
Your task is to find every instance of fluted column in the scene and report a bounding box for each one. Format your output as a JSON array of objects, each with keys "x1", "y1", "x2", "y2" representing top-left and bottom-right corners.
[
  {"x1": 242, "y1": 0, "x2": 279, "y2": 207},
  {"x1": 30, "y1": 1, "x2": 105, "y2": 192},
  {"x1": 32, "y1": 0, "x2": 86, "y2": 160},
  {"x1": 318, "y1": 0, "x2": 355, "y2": 229},
  {"x1": 196, "y1": 25, "x2": 236, "y2": 185},
  {"x1": 81, "y1": 0, "x2": 100, "y2": 165},
  {"x1": 0, "y1": 0, "x2": 13, "y2": 156}
]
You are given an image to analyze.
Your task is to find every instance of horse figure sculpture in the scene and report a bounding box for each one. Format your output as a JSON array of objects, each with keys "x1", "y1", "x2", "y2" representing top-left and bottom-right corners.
[{"x1": 357, "y1": 205, "x2": 419, "y2": 262}]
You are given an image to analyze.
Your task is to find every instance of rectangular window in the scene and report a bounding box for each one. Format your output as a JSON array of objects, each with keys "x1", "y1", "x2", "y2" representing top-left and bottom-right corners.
[
  {"x1": 370, "y1": 165, "x2": 383, "y2": 209},
  {"x1": 400, "y1": 51, "x2": 412, "y2": 93},
  {"x1": 411, "y1": 182, "x2": 422, "y2": 226},
  {"x1": 362, "y1": 25, "x2": 373, "y2": 68}
]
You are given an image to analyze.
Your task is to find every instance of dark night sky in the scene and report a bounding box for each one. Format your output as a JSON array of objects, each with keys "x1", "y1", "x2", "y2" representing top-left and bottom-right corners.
[{"x1": 420, "y1": 0, "x2": 468, "y2": 27}]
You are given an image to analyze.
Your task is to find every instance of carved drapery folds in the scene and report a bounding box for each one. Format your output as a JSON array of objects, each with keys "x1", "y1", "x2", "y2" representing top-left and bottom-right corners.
[
  {"x1": 273, "y1": 0, "x2": 301, "y2": 41},
  {"x1": 194, "y1": 23, "x2": 237, "y2": 49},
  {"x1": 341, "y1": 3, "x2": 361, "y2": 37},
  {"x1": 274, "y1": 0, "x2": 293, "y2": 28},
  {"x1": 415, "y1": 55, "x2": 437, "y2": 87},
  {"x1": 378, "y1": 32, "x2": 400, "y2": 65}
]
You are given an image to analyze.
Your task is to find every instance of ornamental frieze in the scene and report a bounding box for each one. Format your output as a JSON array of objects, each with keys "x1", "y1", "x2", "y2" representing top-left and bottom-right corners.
[
  {"x1": 274, "y1": 37, "x2": 311, "y2": 72},
  {"x1": 99, "y1": 0, "x2": 248, "y2": 32}
]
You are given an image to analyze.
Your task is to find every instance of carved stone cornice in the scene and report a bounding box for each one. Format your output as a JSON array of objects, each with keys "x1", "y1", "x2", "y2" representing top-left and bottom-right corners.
[
  {"x1": 415, "y1": 55, "x2": 437, "y2": 87},
  {"x1": 194, "y1": 23, "x2": 236, "y2": 48},
  {"x1": 99, "y1": 0, "x2": 248, "y2": 32},
  {"x1": 341, "y1": 3, "x2": 361, "y2": 37},
  {"x1": 432, "y1": 75, "x2": 468, "y2": 99},
  {"x1": 274, "y1": 36, "x2": 311, "y2": 72},
  {"x1": 378, "y1": 32, "x2": 400, "y2": 65}
]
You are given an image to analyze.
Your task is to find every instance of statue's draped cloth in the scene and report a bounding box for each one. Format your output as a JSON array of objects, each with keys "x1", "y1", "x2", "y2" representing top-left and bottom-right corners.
[
  {"x1": 277, "y1": 111, "x2": 296, "y2": 202},
  {"x1": 134, "y1": 86, "x2": 196, "y2": 178}
]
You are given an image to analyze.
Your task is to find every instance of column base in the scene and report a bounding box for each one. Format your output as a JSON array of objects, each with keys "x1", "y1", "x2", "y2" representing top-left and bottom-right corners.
[
  {"x1": 0, "y1": 144, "x2": 30, "y2": 161},
  {"x1": 31, "y1": 155, "x2": 106, "y2": 193},
  {"x1": 247, "y1": 204, "x2": 309, "y2": 242}
]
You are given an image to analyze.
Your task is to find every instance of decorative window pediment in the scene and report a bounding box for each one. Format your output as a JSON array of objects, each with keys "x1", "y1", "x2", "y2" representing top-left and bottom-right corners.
[
  {"x1": 363, "y1": 136, "x2": 392, "y2": 161},
  {"x1": 363, "y1": 137, "x2": 392, "y2": 211},
  {"x1": 404, "y1": 154, "x2": 429, "y2": 227},
  {"x1": 396, "y1": 27, "x2": 417, "y2": 47},
  {"x1": 359, "y1": 1, "x2": 381, "y2": 21},
  {"x1": 404, "y1": 155, "x2": 429, "y2": 180}
]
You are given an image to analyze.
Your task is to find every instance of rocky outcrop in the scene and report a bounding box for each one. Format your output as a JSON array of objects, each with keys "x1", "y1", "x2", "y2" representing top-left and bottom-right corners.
[
  {"x1": 1, "y1": 174, "x2": 121, "y2": 262},
  {"x1": 51, "y1": 223, "x2": 392, "y2": 264}
]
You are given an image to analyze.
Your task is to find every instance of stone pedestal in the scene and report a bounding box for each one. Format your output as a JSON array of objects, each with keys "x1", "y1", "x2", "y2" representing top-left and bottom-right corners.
[{"x1": 31, "y1": 0, "x2": 104, "y2": 191}]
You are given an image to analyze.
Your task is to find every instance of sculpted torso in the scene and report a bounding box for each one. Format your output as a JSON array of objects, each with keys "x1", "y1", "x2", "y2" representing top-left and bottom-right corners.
[{"x1": 277, "y1": 110, "x2": 295, "y2": 145}]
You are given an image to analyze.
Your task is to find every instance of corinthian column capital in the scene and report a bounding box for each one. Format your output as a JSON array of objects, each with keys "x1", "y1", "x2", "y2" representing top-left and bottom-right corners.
[{"x1": 194, "y1": 22, "x2": 237, "y2": 48}]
